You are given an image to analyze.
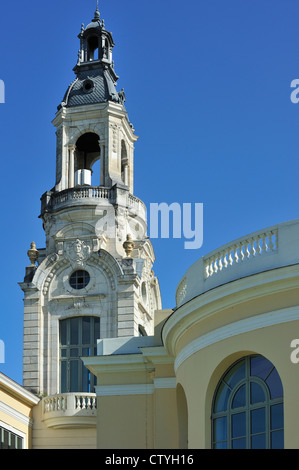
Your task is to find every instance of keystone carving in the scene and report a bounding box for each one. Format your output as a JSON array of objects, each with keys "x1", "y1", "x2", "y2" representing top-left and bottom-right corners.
[{"x1": 65, "y1": 239, "x2": 91, "y2": 267}]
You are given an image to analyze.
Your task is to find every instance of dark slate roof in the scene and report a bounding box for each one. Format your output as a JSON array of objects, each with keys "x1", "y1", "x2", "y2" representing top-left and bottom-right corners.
[{"x1": 60, "y1": 66, "x2": 122, "y2": 109}]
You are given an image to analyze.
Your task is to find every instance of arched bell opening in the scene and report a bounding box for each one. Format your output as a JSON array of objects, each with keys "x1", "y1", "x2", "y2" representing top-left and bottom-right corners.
[
  {"x1": 71, "y1": 132, "x2": 101, "y2": 187},
  {"x1": 87, "y1": 35, "x2": 100, "y2": 61},
  {"x1": 121, "y1": 140, "x2": 129, "y2": 186}
]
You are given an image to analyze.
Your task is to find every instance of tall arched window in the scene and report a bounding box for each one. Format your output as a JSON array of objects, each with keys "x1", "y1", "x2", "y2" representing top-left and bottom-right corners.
[
  {"x1": 60, "y1": 316, "x2": 100, "y2": 393},
  {"x1": 211, "y1": 355, "x2": 284, "y2": 449}
]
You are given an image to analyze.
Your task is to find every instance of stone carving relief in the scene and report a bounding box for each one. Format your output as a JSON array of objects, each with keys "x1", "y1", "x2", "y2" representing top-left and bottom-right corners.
[{"x1": 64, "y1": 239, "x2": 92, "y2": 267}]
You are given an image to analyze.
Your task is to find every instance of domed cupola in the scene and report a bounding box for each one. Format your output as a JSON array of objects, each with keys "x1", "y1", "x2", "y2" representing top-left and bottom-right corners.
[{"x1": 59, "y1": 3, "x2": 125, "y2": 109}]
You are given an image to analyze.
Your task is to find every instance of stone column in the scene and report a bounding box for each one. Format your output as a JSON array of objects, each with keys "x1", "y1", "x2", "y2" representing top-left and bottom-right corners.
[
  {"x1": 68, "y1": 145, "x2": 76, "y2": 188},
  {"x1": 123, "y1": 160, "x2": 129, "y2": 186}
]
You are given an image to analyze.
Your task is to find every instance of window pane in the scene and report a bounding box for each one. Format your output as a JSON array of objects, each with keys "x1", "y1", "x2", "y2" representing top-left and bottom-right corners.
[
  {"x1": 266, "y1": 368, "x2": 283, "y2": 399},
  {"x1": 251, "y1": 433, "x2": 266, "y2": 449},
  {"x1": 82, "y1": 317, "x2": 91, "y2": 344},
  {"x1": 16, "y1": 436, "x2": 23, "y2": 449},
  {"x1": 214, "y1": 441, "x2": 227, "y2": 449},
  {"x1": 10, "y1": 433, "x2": 15, "y2": 449},
  {"x1": 82, "y1": 365, "x2": 90, "y2": 393},
  {"x1": 225, "y1": 360, "x2": 245, "y2": 389},
  {"x1": 232, "y1": 437, "x2": 246, "y2": 449},
  {"x1": 70, "y1": 360, "x2": 79, "y2": 392},
  {"x1": 251, "y1": 408, "x2": 265, "y2": 434},
  {"x1": 94, "y1": 318, "x2": 100, "y2": 343},
  {"x1": 61, "y1": 361, "x2": 67, "y2": 393},
  {"x1": 214, "y1": 382, "x2": 231, "y2": 412},
  {"x1": 70, "y1": 318, "x2": 79, "y2": 345},
  {"x1": 70, "y1": 270, "x2": 90, "y2": 290},
  {"x1": 271, "y1": 430, "x2": 284, "y2": 449},
  {"x1": 60, "y1": 320, "x2": 67, "y2": 345},
  {"x1": 232, "y1": 384, "x2": 246, "y2": 408},
  {"x1": 250, "y1": 382, "x2": 265, "y2": 404},
  {"x1": 3, "y1": 429, "x2": 9, "y2": 449},
  {"x1": 250, "y1": 356, "x2": 273, "y2": 380},
  {"x1": 70, "y1": 348, "x2": 78, "y2": 357},
  {"x1": 61, "y1": 348, "x2": 67, "y2": 358},
  {"x1": 271, "y1": 404, "x2": 283, "y2": 430},
  {"x1": 232, "y1": 412, "x2": 246, "y2": 438},
  {"x1": 213, "y1": 417, "x2": 227, "y2": 442}
]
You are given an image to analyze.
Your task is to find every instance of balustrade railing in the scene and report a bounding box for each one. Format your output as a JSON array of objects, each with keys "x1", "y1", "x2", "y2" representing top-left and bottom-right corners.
[
  {"x1": 204, "y1": 229, "x2": 278, "y2": 279},
  {"x1": 52, "y1": 186, "x2": 112, "y2": 206},
  {"x1": 41, "y1": 186, "x2": 146, "y2": 215},
  {"x1": 43, "y1": 393, "x2": 97, "y2": 415},
  {"x1": 75, "y1": 394, "x2": 97, "y2": 410},
  {"x1": 43, "y1": 395, "x2": 67, "y2": 413}
]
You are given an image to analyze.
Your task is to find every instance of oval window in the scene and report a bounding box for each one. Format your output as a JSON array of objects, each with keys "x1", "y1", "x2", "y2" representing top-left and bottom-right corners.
[{"x1": 69, "y1": 270, "x2": 90, "y2": 290}]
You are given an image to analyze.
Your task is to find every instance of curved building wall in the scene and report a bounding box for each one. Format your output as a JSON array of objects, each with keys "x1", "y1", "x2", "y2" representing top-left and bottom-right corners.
[{"x1": 164, "y1": 258, "x2": 299, "y2": 449}]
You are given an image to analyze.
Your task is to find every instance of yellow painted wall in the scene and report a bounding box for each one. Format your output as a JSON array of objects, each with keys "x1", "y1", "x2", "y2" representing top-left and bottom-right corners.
[
  {"x1": 176, "y1": 320, "x2": 299, "y2": 449},
  {"x1": 31, "y1": 402, "x2": 97, "y2": 449},
  {"x1": 97, "y1": 395, "x2": 154, "y2": 449},
  {"x1": 0, "y1": 385, "x2": 35, "y2": 448}
]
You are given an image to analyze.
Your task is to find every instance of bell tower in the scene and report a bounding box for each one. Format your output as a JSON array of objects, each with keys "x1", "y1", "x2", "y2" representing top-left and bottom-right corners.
[{"x1": 19, "y1": 6, "x2": 162, "y2": 398}]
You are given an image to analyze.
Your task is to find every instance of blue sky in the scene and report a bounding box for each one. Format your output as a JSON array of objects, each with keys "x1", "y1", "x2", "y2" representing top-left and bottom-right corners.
[{"x1": 0, "y1": 0, "x2": 299, "y2": 385}]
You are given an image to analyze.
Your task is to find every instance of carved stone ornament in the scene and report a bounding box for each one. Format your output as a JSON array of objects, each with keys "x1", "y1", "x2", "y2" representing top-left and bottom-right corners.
[
  {"x1": 65, "y1": 239, "x2": 91, "y2": 267},
  {"x1": 27, "y1": 242, "x2": 39, "y2": 267}
]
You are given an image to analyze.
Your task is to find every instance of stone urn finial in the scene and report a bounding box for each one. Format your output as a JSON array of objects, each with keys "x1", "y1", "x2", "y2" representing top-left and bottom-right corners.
[
  {"x1": 123, "y1": 234, "x2": 135, "y2": 257},
  {"x1": 27, "y1": 241, "x2": 39, "y2": 267}
]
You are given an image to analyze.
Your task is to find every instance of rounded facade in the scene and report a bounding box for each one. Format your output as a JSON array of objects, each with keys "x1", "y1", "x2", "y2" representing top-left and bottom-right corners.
[{"x1": 162, "y1": 220, "x2": 299, "y2": 449}]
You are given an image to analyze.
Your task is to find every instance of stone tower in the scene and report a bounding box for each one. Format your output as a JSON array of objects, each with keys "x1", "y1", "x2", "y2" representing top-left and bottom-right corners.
[{"x1": 20, "y1": 6, "x2": 162, "y2": 398}]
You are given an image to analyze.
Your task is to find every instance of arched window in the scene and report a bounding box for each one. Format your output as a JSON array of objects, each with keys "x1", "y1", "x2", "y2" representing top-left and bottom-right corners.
[
  {"x1": 60, "y1": 316, "x2": 100, "y2": 393},
  {"x1": 211, "y1": 355, "x2": 284, "y2": 449}
]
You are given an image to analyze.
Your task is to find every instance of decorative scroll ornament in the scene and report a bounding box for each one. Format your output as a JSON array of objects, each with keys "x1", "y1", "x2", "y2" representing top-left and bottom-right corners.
[{"x1": 65, "y1": 239, "x2": 91, "y2": 267}]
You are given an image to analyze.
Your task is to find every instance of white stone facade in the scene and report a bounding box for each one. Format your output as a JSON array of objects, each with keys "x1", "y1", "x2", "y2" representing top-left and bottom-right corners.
[{"x1": 19, "y1": 23, "x2": 161, "y2": 398}]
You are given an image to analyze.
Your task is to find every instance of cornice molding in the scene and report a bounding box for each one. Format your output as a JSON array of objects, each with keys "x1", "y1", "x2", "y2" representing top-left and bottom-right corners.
[
  {"x1": 95, "y1": 384, "x2": 154, "y2": 396},
  {"x1": 163, "y1": 265, "x2": 299, "y2": 357},
  {"x1": 0, "y1": 402, "x2": 33, "y2": 428},
  {"x1": 0, "y1": 373, "x2": 39, "y2": 406},
  {"x1": 154, "y1": 377, "x2": 176, "y2": 389},
  {"x1": 174, "y1": 305, "x2": 299, "y2": 373}
]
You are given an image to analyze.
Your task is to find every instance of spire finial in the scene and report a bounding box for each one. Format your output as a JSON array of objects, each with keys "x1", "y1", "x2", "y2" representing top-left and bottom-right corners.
[{"x1": 93, "y1": 0, "x2": 100, "y2": 20}]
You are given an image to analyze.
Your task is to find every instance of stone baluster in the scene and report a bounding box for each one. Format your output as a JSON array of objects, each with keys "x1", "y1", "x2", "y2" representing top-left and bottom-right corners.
[
  {"x1": 233, "y1": 245, "x2": 239, "y2": 264},
  {"x1": 261, "y1": 233, "x2": 268, "y2": 253},
  {"x1": 209, "y1": 256, "x2": 215, "y2": 276},
  {"x1": 268, "y1": 231, "x2": 274, "y2": 251},
  {"x1": 218, "y1": 252, "x2": 223, "y2": 271},
  {"x1": 228, "y1": 250, "x2": 233, "y2": 266}
]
